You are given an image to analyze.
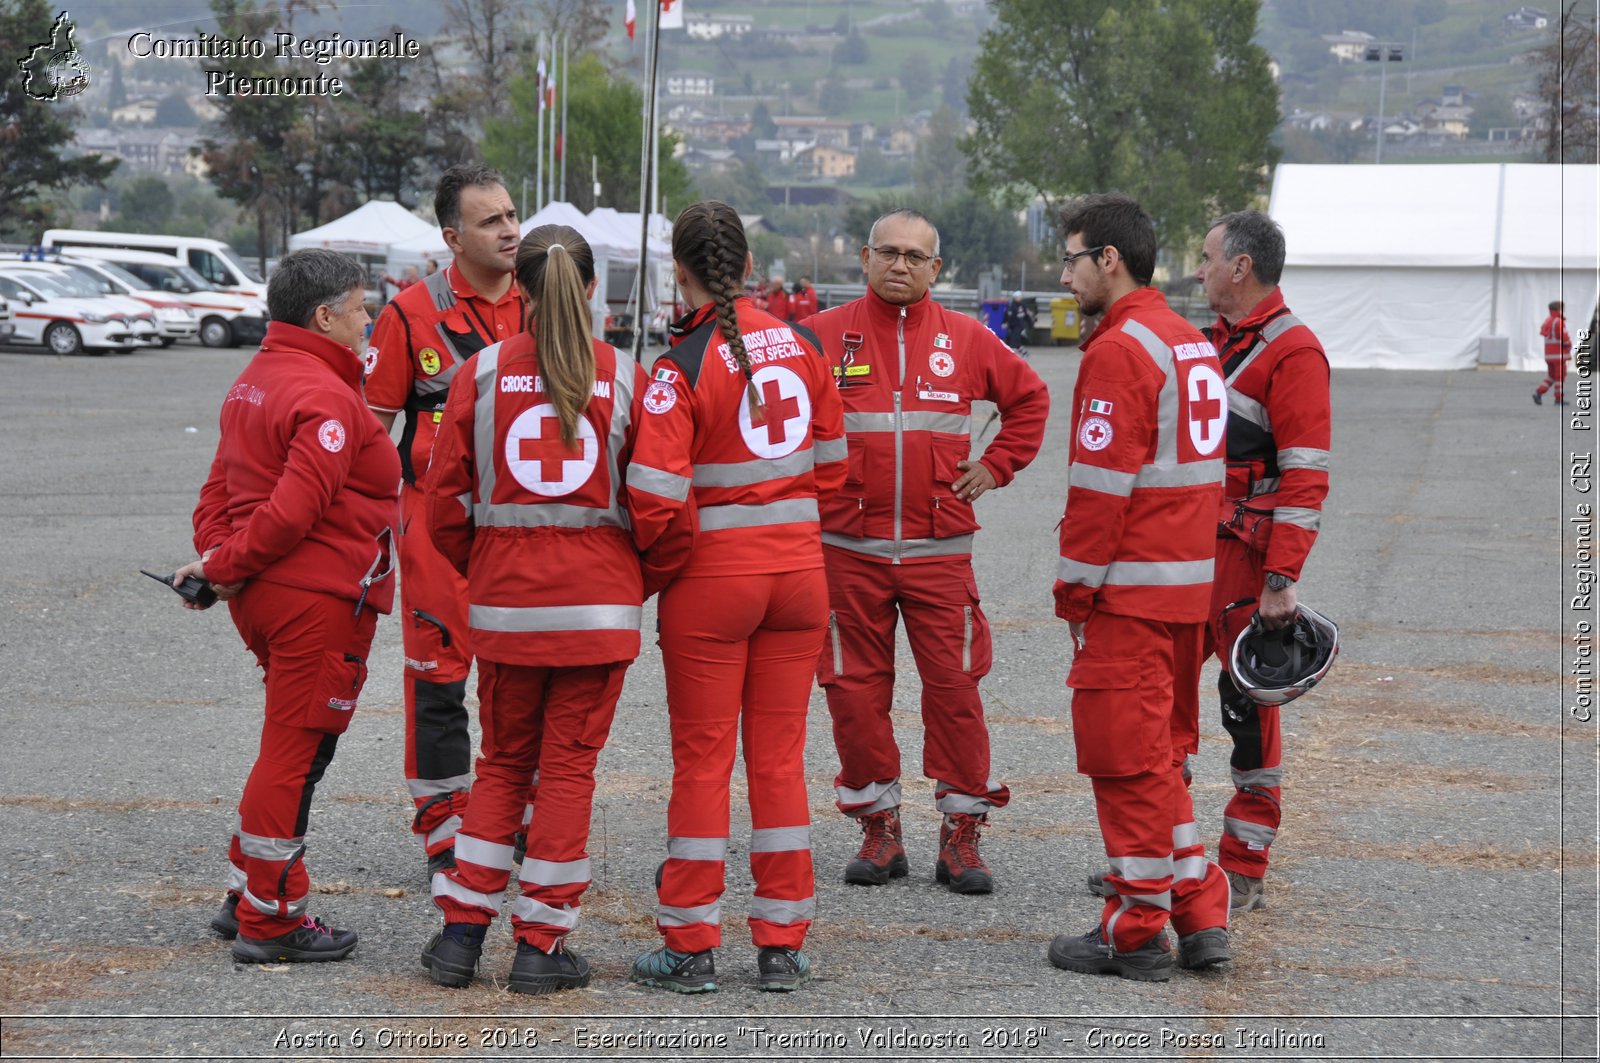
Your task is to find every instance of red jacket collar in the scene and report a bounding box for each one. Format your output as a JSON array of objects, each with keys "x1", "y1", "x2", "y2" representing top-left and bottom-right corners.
[
  {"x1": 669, "y1": 296, "x2": 755, "y2": 345},
  {"x1": 259, "y1": 321, "x2": 364, "y2": 389},
  {"x1": 1084, "y1": 287, "x2": 1170, "y2": 347},
  {"x1": 1212, "y1": 286, "x2": 1287, "y2": 337},
  {"x1": 861, "y1": 284, "x2": 933, "y2": 326}
]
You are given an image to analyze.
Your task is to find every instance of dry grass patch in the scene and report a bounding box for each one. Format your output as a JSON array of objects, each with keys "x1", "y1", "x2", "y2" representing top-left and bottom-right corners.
[
  {"x1": 0, "y1": 946, "x2": 181, "y2": 1007},
  {"x1": 0, "y1": 795, "x2": 222, "y2": 813}
]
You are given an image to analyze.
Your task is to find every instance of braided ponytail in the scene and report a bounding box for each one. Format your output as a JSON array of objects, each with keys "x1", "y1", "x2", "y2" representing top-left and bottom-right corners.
[
  {"x1": 672, "y1": 200, "x2": 763, "y2": 421},
  {"x1": 515, "y1": 224, "x2": 596, "y2": 448}
]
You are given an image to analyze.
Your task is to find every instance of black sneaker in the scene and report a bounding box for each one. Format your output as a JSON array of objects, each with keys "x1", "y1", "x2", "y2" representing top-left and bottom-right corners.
[
  {"x1": 1533, "y1": 390, "x2": 1543, "y2": 405},
  {"x1": 210, "y1": 891, "x2": 241, "y2": 939},
  {"x1": 232, "y1": 915, "x2": 358, "y2": 964},
  {"x1": 756, "y1": 947, "x2": 812, "y2": 991},
  {"x1": 427, "y1": 846, "x2": 457, "y2": 881},
  {"x1": 507, "y1": 941, "x2": 591, "y2": 996},
  {"x1": 421, "y1": 924, "x2": 485, "y2": 987},
  {"x1": 630, "y1": 945, "x2": 717, "y2": 993},
  {"x1": 1177, "y1": 926, "x2": 1233, "y2": 970},
  {"x1": 1047, "y1": 926, "x2": 1172, "y2": 982}
]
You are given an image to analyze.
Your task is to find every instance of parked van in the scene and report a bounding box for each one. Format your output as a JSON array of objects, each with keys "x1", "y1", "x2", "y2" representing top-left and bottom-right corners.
[
  {"x1": 40, "y1": 229, "x2": 266, "y2": 300},
  {"x1": 66, "y1": 247, "x2": 267, "y2": 348}
]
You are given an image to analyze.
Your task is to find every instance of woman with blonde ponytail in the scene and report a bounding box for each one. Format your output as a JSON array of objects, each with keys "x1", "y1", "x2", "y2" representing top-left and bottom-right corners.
[
  {"x1": 419, "y1": 224, "x2": 695, "y2": 995},
  {"x1": 630, "y1": 200, "x2": 847, "y2": 994}
]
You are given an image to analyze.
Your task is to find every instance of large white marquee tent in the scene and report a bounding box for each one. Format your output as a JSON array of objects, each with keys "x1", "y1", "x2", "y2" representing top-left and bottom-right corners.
[{"x1": 1270, "y1": 163, "x2": 1597, "y2": 372}]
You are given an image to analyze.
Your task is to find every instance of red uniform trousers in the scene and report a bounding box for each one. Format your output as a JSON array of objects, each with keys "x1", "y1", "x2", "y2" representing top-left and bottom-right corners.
[
  {"x1": 1069, "y1": 609, "x2": 1229, "y2": 951},
  {"x1": 1203, "y1": 535, "x2": 1284, "y2": 878},
  {"x1": 1537, "y1": 355, "x2": 1569, "y2": 401},
  {"x1": 430, "y1": 659, "x2": 626, "y2": 950},
  {"x1": 398, "y1": 484, "x2": 477, "y2": 857},
  {"x1": 817, "y1": 549, "x2": 1010, "y2": 816},
  {"x1": 655, "y1": 570, "x2": 823, "y2": 953},
  {"x1": 226, "y1": 580, "x2": 376, "y2": 939}
]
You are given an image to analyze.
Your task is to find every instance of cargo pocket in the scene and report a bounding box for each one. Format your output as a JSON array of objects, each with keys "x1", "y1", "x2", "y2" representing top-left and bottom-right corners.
[
  {"x1": 307, "y1": 650, "x2": 367, "y2": 735},
  {"x1": 817, "y1": 609, "x2": 846, "y2": 684},
  {"x1": 1066, "y1": 655, "x2": 1165, "y2": 778},
  {"x1": 959, "y1": 572, "x2": 992, "y2": 678}
]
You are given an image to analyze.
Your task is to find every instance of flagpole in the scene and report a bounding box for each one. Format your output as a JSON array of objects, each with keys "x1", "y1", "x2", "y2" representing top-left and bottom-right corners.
[
  {"x1": 559, "y1": 33, "x2": 569, "y2": 203},
  {"x1": 534, "y1": 37, "x2": 546, "y2": 214},
  {"x1": 632, "y1": 0, "x2": 663, "y2": 362},
  {"x1": 549, "y1": 41, "x2": 559, "y2": 206}
]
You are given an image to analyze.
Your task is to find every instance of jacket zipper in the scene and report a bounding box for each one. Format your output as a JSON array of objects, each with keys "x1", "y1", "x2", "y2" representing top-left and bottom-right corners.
[
  {"x1": 828, "y1": 610, "x2": 844, "y2": 675},
  {"x1": 892, "y1": 306, "x2": 906, "y2": 564},
  {"x1": 961, "y1": 606, "x2": 973, "y2": 672}
]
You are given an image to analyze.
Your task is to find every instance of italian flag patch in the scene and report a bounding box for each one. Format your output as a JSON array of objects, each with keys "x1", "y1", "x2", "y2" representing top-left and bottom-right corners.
[{"x1": 1088, "y1": 399, "x2": 1114, "y2": 414}]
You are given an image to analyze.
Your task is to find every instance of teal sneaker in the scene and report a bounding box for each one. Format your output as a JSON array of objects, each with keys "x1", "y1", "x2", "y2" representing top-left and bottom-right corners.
[{"x1": 630, "y1": 945, "x2": 717, "y2": 993}]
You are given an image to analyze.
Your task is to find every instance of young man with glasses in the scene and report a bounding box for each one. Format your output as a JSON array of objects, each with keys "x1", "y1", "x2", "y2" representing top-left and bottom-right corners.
[
  {"x1": 1050, "y1": 194, "x2": 1232, "y2": 981},
  {"x1": 798, "y1": 208, "x2": 1048, "y2": 896}
]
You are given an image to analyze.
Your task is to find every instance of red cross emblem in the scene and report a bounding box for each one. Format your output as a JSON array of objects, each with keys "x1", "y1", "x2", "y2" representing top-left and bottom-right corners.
[
  {"x1": 751, "y1": 377, "x2": 802, "y2": 445},
  {"x1": 1078, "y1": 414, "x2": 1113, "y2": 452},
  {"x1": 504, "y1": 404, "x2": 598, "y2": 496},
  {"x1": 739, "y1": 365, "x2": 811, "y2": 458},
  {"x1": 1186, "y1": 365, "x2": 1226, "y2": 455}
]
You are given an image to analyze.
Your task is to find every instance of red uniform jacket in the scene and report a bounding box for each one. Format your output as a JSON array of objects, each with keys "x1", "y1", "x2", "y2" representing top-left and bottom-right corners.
[
  {"x1": 366, "y1": 266, "x2": 524, "y2": 485},
  {"x1": 790, "y1": 286, "x2": 818, "y2": 322},
  {"x1": 1542, "y1": 311, "x2": 1571, "y2": 360},
  {"x1": 1054, "y1": 288, "x2": 1225, "y2": 623},
  {"x1": 424, "y1": 333, "x2": 694, "y2": 666},
  {"x1": 193, "y1": 322, "x2": 400, "y2": 611},
  {"x1": 803, "y1": 288, "x2": 1049, "y2": 564},
  {"x1": 767, "y1": 288, "x2": 791, "y2": 321},
  {"x1": 651, "y1": 297, "x2": 846, "y2": 578},
  {"x1": 1204, "y1": 288, "x2": 1331, "y2": 582}
]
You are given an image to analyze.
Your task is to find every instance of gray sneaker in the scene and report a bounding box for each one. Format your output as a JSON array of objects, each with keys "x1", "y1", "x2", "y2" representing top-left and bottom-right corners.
[
  {"x1": 1227, "y1": 870, "x2": 1265, "y2": 912},
  {"x1": 756, "y1": 946, "x2": 812, "y2": 991},
  {"x1": 1047, "y1": 926, "x2": 1173, "y2": 982}
]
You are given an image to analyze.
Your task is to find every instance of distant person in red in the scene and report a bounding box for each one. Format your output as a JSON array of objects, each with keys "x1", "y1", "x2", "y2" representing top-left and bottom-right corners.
[
  {"x1": 767, "y1": 278, "x2": 790, "y2": 321},
  {"x1": 790, "y1": 277, "x2": 818, "y2": 321},
  {"x1": 180, "y1": 248, "x2": 399, "y2": 964},
  {"x1": 1534, "y1": 300, "x2": 1570, "y2": 406},
  {"x1": 381, "y1": 264, "x2": 421, "y2": 297}
]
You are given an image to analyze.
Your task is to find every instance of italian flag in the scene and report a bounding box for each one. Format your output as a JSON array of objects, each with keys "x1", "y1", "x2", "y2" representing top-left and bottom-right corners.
[{"x1": 1088, "y1": 399, "x2": 1113, "y2": 414}]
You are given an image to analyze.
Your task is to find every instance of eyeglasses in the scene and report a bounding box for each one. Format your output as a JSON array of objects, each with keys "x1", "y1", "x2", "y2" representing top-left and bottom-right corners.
[
  {"x1": 1061, "y1": 245, "x2": 1106, "y2": 268},
  {"x1": 869, "y1": 246, "x2": 935, "y2": 270}
]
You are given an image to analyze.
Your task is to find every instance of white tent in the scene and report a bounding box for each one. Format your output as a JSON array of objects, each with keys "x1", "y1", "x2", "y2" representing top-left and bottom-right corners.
[
  {"x1": 1270, "y1": 163, "x2": 1597, "y2": 372},
  {"x1": 385, "y1": 229, "x2": 452, "y2": 271},
  {"x1": 586, "y1": 207, "x2": 674, "y2": 263},
  {"x1": 288, "y1": 200, "x2": 437, "y2": 257},
  {"x1": 520, "y1": 201, "x2": 595, "y2": 239}
]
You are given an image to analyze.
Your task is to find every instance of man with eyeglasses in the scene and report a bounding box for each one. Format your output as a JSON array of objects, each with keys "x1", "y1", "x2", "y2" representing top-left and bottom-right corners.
[
  {"x1": 1050, "y1": 194, "x2": 1231, "y2": 982},
  {"x1": 799, "y1": 207, "x2": 1048, "y2": 896}
]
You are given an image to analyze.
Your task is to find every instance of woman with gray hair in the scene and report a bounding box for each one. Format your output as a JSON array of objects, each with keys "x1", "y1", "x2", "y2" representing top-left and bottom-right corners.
[{"x1": 173, "y1": 248, "x2": 400, "y2": 964}]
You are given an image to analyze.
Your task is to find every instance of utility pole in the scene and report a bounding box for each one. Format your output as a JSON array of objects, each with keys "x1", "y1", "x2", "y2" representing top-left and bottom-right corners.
[{"x1": 1367, "y1": 42, "x2": 1405, "y2": 164}]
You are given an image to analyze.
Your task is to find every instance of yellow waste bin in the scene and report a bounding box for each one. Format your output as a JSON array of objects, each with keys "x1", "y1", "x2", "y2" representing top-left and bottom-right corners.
[{"x1": 1051, "y1": 297, "x2": 1080, "y2": 341}]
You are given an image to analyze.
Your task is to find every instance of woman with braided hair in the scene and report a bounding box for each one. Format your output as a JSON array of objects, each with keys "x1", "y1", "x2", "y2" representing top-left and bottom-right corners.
[
  {"x1": 630, "y1": 201, "x2": 846, "y2": 993},
  {"x1": 419, "y1": 224, "x2": 695, "y2": 993}
]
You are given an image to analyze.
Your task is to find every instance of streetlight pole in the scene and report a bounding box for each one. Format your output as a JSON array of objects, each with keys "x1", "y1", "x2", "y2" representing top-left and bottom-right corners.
[{"x1": 1367, "y1": 42, "x2": 1405, "y2": 164}]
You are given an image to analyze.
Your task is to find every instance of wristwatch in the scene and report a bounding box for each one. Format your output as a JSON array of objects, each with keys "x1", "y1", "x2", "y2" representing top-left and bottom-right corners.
[{"x1": 1265, "y1": 572, "x2": 1295, "y2": 592}]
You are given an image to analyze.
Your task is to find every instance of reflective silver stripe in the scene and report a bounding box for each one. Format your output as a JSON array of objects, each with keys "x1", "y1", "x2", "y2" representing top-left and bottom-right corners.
[
  {"x1": 470, "y1": 603, "x2": 642, "y2": 632},
  {"x1": 934, "y1": 780, "x2": 1005, "y2": 815},
  {"x1": 237, "y1": 830, "x2": 303, "y2": 863},
  {"x1": 243, "y1": 887, "x2": 308, "y2": 919},
  {"x1": 1172, "y1": 821, "x2": 1200, "y2": 850},
  {"x1": 1274, "y1": 506, "x2": 1322, "y2": 531},
  {"x1": 627, "y1": 462, "x2": 692, "y2": 501},
  {"x1": 1232, "y1": 766, "x2": 1284, "y2": 789},
  {"x1": 1181, "y1": 754, "x2": 1195, "y2": 784},
  {"x1": 693, "y1": 449, "x2": 815, "y2": 488},
  {"x1": 828, "y1": 611, "x2": 843, "y2": 675},
  {"x1": 1229, "y1": 389, "x2": 1271, "y2": 433},
  {"x1": 837, "y1": 779, "x2": 901, "y2": 814},
  {"x1": 1070, "y1": 463, "x2": 1136, "y2": 496},
  {"x1": 1223, "y1": 314, "x2": 1304, "y2": 387},
  {"x1": 1056, "y1": 556, "x2": 1109, "y2": 588},
  {"x1": 414, "y1": 374, "x2": 453, "y2": 399},
  {"x1": 1173, "y1": 855, "x2": 1209, "y2": 883},
  {"x1": 1249, "y1": 476, "x2": 1281, "y2": 497},
  {"x1": 227, "y1": 864, "x2": 247, "y2": 893},
  {"x1": 519, "y1": 856, "x2": 592, "y2": 887},
  {"x1": 426, "y1": 816, "x2": 462, "y2": 848},
  {"x1": 1109, "y1": 854, "x2": 1174, "y2": 882},
  {"x1": 431, "y1": 872, "x2": 500, "y2": 912},
  {"x1": 961, "y1": 606, "x2": 973, "y2": 672},
  {"x1": 407, "y1": 775, "x2": 472, "y2": 799},
  {"x1": 1105, "y1": 558, "x2": 1213, "y2": 586},
  {"x1": 1277, "y1": 446, "x2": 1330, "y2": 472},
  {"x1": 750, "y1": 895, "x2": 816, "y2": 923},
  {"x1": 822, "y1": 533, "x2": 974, "y2": 559},
  {"x1": 472, "y1": 344, "x2": 502, "y2": 507},
  {"x1": 1136, "y1": 458, "x2": 1224, "y2": 489},
  {"x1": 1121, "y1": 317, "x2": 1174, "y2": 374},
  {"x1": 510, "y1": 895, "x2": 581, "y2": 929},
  {"x1": 604, "y1": 361, "x2": 636, "y2": 522},
  {"x1": 844, "y1": 410, "x2": 970, "y2": 434},
  {"x1": 1224, "y1": 817, "x2": 1278, "y2": 846},
  {"x1": 455, "y1": 833, "x2": 516, "y2": 871},
  {"x1": 657, "y1": 901, "x2": 721, "y2": 927},
  {"x1": 668, "y1": 836, "x2": 728, "y2": 861},
  {"x1": 474, "y1": 502, "x2": 629, "y2": 529},
  {"x1": 750, "y1": 826, "x2": 811, "y2": 853},
  {"x1": 698, "y1": 497, "x2": 817, "y2": 531},
  {"x1": 814, "y1": 436, "x2": 848, "y2": 464},
  {"x1": 521, "y1": 802, "x2": 535, "y2": 827}
]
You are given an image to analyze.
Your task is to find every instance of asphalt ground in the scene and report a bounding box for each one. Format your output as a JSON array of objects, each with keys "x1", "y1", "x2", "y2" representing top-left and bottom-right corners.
[{"x1": 0, "y1": 338, "x2": 1594, "y2": 1062}]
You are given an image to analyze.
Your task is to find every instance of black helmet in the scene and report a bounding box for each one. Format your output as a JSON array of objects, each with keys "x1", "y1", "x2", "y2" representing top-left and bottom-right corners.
[{"x1": 1229, "y1": 604, "x2": 1339, "y2": 706}]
